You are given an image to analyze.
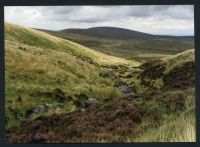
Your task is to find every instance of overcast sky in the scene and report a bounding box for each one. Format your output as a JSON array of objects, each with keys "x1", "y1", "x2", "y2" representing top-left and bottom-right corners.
[{"x1": 4, "y1": 5, "x2": 194, "y2": 36}]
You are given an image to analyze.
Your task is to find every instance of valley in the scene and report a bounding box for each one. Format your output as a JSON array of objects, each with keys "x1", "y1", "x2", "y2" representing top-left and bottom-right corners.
[
  {"x1": 40, "y1": 27, "x2": 194, "y2": 61},
  {"x1": 5, "y1": 23, "x2": 195, "y2": 143}
]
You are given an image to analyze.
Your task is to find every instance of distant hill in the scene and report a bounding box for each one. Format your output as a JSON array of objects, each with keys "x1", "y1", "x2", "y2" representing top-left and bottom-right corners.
[
  {"x1": 40, "y1": 26, "x2": 194, "y2": 60},
  {"x1": 60, "y1": 27, "x2": 153, "y2": 39}
]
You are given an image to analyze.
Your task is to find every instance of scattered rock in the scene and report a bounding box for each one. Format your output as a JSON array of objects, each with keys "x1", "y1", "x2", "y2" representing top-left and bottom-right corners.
[
  {"x1": 73, "y1": 99, "x2": 84, "y2": 108},
  {"x1": 25, "y1": 109, "x2": 35, "y2": 120},
  {"x1": 74, "y1": 93, "x2": 88, "y2": 101},
  {"x1": 55, "y1": 107, "x2": 62, "y2": 113},
  {"x1": 114, "y1": 80, "x2": 135, "y2": 95},
  {"x1": 54, "y1": 88, "x2": 66, "y2": 101},
  {"x1": 99, "y1": 70, "x2": 117, "y2": 80},
  {"x1": 6, "y1": 97, "x2": 147, "y2": 143},
  {"x1": 25, "y1": 104, "x2": 49, "y2": 120},
  {"x1": 121, "y1": 92, "x2": 135, "y2": 99},
  {"x1": 17, "y1": 96, "x2": 22, "y2": 102},
  {"x1": 30, "y1": 89, "x2": 73, "y2": 103},
  {"x1": 44, "y1": 103, "x2": 52, "y2": 112},
  {"x1": 56, "y1": 103, "x2": 64, "y2": 109},
  {"x1": 85, "y1": 98, "x2": 99, "y2": 107},
  {"x1": 110, "y1": 65, "x2": 118, "y2": 69},
  {"x1": 118, "y1": 84, "x2": 134, "y2": 94},
  {"x1": 66, "y1": 96, "x2": 73, "y2": 101},
  {"x1": 33, "y1": 105, "x2": 44, "y2": 114},
  {"x1": 18, "y1": 46, "x2": 27, "y2": 50}
]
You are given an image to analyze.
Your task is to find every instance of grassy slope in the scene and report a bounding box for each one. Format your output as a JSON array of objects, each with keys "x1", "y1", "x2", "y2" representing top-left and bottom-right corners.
[
  {"x1": 133, "y1": 49, "x2": 195, "y2": 142},
  {"x1": 5, "y1": 23, "x2": 139, "y2": 128},
  {"x1": 42, "y1": 29, "x2": 194, "y2": 61},
  {"x1": 6, "y1": 23, "x2": 138, "y2": 66}
]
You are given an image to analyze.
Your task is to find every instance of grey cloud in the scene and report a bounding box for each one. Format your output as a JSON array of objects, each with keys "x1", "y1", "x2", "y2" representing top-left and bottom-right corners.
[
  {"x1": 51, "y1": 6, "x2": 79, "y2": 14},
  {"x1": 4, "y1": 5, "x2": 194, "y2": 35},
  {"x1": 42, "y1": 5, "x2": 193, "y2": 23}
]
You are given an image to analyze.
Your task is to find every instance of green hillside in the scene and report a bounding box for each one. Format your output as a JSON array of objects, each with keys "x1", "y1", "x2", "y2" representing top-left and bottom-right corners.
[
  {"x1": 5, "y1": 23, "x2": 195, "y2": 143},
  {"x1": 5, "y1": 23, "x2": 139, "y2": 128},
  {"x1": 41, "y1": 27, "x2": 194, "y2": 61}
]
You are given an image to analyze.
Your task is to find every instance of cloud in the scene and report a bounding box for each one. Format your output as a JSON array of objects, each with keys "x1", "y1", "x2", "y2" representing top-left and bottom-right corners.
[{"x1": 4, "y1": 5, "x2": 194, "y2": 36}]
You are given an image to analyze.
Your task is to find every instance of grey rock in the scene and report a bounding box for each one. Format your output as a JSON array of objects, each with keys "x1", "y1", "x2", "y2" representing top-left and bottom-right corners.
[
  {"x1": 44, "y1": 103, "x2": 52, "y2": 112},
  {"x1": 54, "y1": 88, "x2": 66, "y2": 101},
  {"x1": 85, "y1": 98, "x2": 99, "y2": 107},
  {"x1": 32, "y1": 105, "x2": 44, "y2": 113},
  {"x1": 25, "y1": 104, "x2": 49, "y2": 120},
  {"x1": 25, "y1": 106, "x2": 41, "y2": 120},
  {"x1": 99, "y1": 70, "x2": 117, "y2": 80},
  {"x1": 118, "y1": 85, "x2": 134, "y2": 93},
  {"x1": 44, "y1": 103, "x2": 52, "y2": 108},
  {"x1": 74, "y1": 93, "x2": 88, "y2": 101},
  {"x1": 122, "y1": 92, "x2": 135, "y2": 99},
  {"x1": 114, "y1": 81, "x2": 135, "y2": 94},
  {"x1": 57, "y1": 103, "x2": 64, "y2": 109}
]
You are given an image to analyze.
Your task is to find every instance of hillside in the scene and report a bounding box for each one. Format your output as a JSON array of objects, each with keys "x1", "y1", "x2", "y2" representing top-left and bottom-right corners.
[
  {"x1": 41, "y1": 27, "x2": 194, "y2": 60},
  {"x1": 6, "y1": 23, "x2": 138, "y2": 66},
  {"x1": 5, "y1": 23, "x2": 195, "y2": 143},
  {"x1": 5, "y1": 23, "x2": 139, "y2": 128}
]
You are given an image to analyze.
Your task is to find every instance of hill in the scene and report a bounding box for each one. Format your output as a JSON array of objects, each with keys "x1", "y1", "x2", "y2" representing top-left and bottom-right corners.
[
  {"x1": 5, "y1": 22, "x2": 141, "y2": 129},
  {"x1": 60, "y1": 26, "x2": 152, "y2": 39},
  {"x1": 7, "y1": 49, "x2": 195, "y2": 143},
  {"x1": 41, "y1": 27, "x2": 194, "y2": 60},
  {"x1": 5, "y1": 23, "x2": 195, "y2": 143}
]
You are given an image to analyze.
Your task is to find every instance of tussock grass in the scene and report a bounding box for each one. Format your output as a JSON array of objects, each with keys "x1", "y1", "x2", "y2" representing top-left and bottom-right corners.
[{"x1": 130, "y1": 115, "x2": 195, "y2": 142}]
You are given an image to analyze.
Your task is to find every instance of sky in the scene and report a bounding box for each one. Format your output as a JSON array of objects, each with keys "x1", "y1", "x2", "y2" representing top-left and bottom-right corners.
[{"x1": 4, "y1": 5, "x2": 194, "y2": 36}]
